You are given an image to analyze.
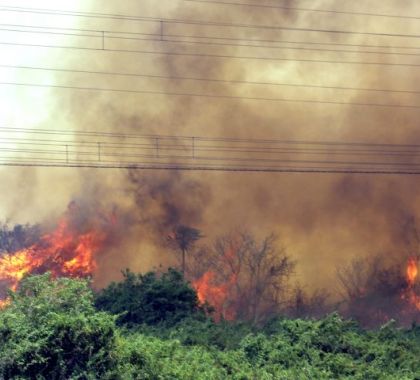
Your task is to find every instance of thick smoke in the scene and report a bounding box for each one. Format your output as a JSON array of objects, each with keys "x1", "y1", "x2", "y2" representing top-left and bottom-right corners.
[{"x1": 2, "y1": 0, "x2": 420, "y2": 295}]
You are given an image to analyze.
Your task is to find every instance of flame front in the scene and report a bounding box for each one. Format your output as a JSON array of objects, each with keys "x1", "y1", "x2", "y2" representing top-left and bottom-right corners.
[
  {"x1": 403, "y1": 257, "x2": 420, "y2": 310},
  {"x1": 193, "y1": 271, "x2": 237, "y2": 321},
  {"x1": 192, "y1": 245, "x2": 240, "y2": 321},
  {"x1": 407, "y1": 258, "x2": 418, "y2": 285},
  {"x1": 0, "y1": 203, "x2": 111, "y2": 305}
]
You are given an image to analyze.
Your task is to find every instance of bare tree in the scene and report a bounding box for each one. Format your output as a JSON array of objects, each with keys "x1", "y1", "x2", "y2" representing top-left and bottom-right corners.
[
  {"x1": 336, "y1": 256, "x2": 417, "y2": 327},
  {"x1": 189, "y1": 232, "x2": 295, "y2": 324}
]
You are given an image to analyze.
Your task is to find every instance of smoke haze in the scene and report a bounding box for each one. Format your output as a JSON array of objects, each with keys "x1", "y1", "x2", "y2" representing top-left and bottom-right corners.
[{"x1": 2, "y1": 0, "x2": 420, "y2": 292}]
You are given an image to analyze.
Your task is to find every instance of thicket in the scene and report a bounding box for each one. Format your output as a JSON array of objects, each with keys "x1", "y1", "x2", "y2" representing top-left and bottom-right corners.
[
  {"x1": 0, "y1": 272, "x2": 419, "y2": 379},
  {"x1": 0, "y1": 274, "x2": 118, "y2": 379},
  {"x1": 95, "y1": 268, "x2": 206, "y2": 327}
]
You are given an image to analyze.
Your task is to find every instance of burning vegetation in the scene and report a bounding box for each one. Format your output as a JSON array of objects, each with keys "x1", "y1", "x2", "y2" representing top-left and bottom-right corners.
[
  {"x1": 0, "y1": 199, "x2": 419, "y2": 327},
  {"x1": 0, "y1": 202, "x2": 115, "y2": 304},
  {"x1": 403, "y1": 256, "x2": 420, "y2": 311},
  {"x1": 337, "y1": 255, "x2": 420, "y2": 327},
  {"x1": 189, "y1": 233, "x2": 295, "y2": 323}
]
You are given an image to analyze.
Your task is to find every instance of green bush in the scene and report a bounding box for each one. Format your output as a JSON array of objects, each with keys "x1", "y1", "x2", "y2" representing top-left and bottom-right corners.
[
  {"x1": 95, "y1": 268, "x2": 204, "y2": 327},
  {"x1": 0, "y1": 273, "x2": 118, "y2": 380},
  {"x1": 1, "y1": 273, "x2": 419, "y2": 379},
  {"x1": 134, "y1": 317, "x2": 255, "y2": 350}
]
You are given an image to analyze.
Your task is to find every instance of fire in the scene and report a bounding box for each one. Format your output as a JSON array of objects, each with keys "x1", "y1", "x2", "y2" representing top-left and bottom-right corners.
[
  {"x1": 407, "y1": 257, "x2": 418, "y2": 285},
  {"x1": 0, "y1": 202, "x2": 113, "y2": 306},
  {"x1": 192, "y1": 245, "x2": 240, "y2": 321},
  {"x1": 402, "y1": 257, "x2": 420, "y2": 311},
  {"x1": 193, "y1": 271, "x2": 237, "y2": 321}
]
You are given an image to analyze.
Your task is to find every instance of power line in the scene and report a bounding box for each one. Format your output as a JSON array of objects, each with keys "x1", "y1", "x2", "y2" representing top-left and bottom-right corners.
[
  {"x1": 0, "y1": 5, "x2": 172, "y2": 23},
  {"x1": 163, "y1": 33, "x2": 420, "y2": 51},
  {"x1": 3, "y1": 126, "x2": 420, "y2": 154},
  {"x1": 4, "y1": 135, "x2": 420, "y2": 159},
  {"x1": 4, "y1": 64, "x2": 420, "y2": 101},
  {"x1": 1, "y1": 8, "x2": 419, "y2": 175},
  {"x1": 2, "y1": 82, "x2": 420, "y2": 110},
  {"x1": 0, "y1": 26, "x2": 101, "y2": 38},
  {"x1": 5, "y1": 26, "x2": 420, "y2": 59},
  {"x1": 164, "y1": 34, "x2": 420, "y2": 51},
  {"x1": 2, "y1": 160, "x2": 420, "y2": 175},
  {"x1": 2, "y1": 6, "x2": 420, "y2": 40},
  {"x1": 183, "y1": 0, "x2": 420, "y2": 21},
  {"x1": 2, "y1": 40, "x2": 420, "y2": 69},
  {"x1": 6, "y1": 143, "x2": 420, "y2": 167},
  {"x1": 5, "y1": 126, "x2": 420, "y2": 148},
  {"x1": 6, "y1": 23, "x2": 420, "y2": 52},
  {"x1": 2, "y1": 127, "x2": 420, "y2": 172},
  {"x1": 0, "y1": 151, "x2": 419, "y2": 174},
  {"x1": 4, "y1": 138, "x2": 420, "y2": 158},
  {"x1": 4, "y1": 63, "x2": 420, "y2": 96},
  {"x1": 132, "y1": 35, "x2": 420, "y2": 58}
]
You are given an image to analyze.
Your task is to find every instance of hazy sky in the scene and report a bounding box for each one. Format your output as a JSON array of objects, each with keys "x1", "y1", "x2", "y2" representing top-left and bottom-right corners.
[{"x1": 1, "y1": 1, "x2": 420, "y2": 289}]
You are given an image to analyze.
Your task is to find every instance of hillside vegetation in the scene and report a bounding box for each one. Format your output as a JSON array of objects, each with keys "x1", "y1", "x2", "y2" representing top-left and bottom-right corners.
[{"x1": 0, "y1": 272, "x2": 418, "y2": 379}]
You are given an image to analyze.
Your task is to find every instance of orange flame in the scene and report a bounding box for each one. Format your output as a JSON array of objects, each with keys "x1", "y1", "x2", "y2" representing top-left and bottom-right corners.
[
  {"x1": 193, "y1": 271, "x2": 237, "y2": 321},
  {"x1": 402, "y1": 257, "x2": 420, "y2": 310},
  {"x1": 407, "y1": 257, "x2": 418, "y2": 285},
  {"x1": 192, "y1": 245, "x2": 240, "y2": 321},
  {"x1": 0, "y1": 203, "x2": 113, "y2": 306},
  {"x1": 0, "y1": 298, "x2": 10, "y2": 308}
]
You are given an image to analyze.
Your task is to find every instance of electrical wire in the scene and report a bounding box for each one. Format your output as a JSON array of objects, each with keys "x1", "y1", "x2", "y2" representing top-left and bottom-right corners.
[
  {"x1": 2, "y1": 127, "x2": 420, "y2": 160},
  {"x1": 3, "y1": 40, "x2": 420, "y2": 69},
  {"x1": 2, "y1": 6, "x2": 420, "y2": 39},
  {"x1": 6, "y1": 24, "x2": 420, "y2": 52},
  {"x1": 4, "y1": 26, "x2": 420, "y2": 58},
  {"x1": 1, "y1": 7, "x2": 419, "y2": 174},
  {"x1": 2, "y1": 81, "x2": 420, "y2": 110},
  {"x1": 4, "y1": 127, "x2": 420, "y2": 148},
  {"x1": 3, "y1": 63, "x2": 420, "y2": 96},
  {"x1": 4, "y1": 144, "x2": 420, "y2": 167},
  {"x1": 0, "y1": 160, "x2": 419, "y2": 175},
  {"x1": 183, "y1": 0, "x2": 420, "y2": 21},
  {"x1": 2, "y1": 2, "x2": 420, "y2": 24}
]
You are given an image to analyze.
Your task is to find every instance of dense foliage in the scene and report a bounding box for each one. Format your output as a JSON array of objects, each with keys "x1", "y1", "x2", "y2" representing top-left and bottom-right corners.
[
  {"x1": 95, "y1": 268, "x2": 205, "y2": 327},
  {"x1": 0, "y1": 272, "x2": 419, "y2": 379},
  {"x1": 115, "y1": 316, "x2": 420, "y2": 380},
  {"x1": 0, "y1": 274, "x2": 118, "y2": 380}
]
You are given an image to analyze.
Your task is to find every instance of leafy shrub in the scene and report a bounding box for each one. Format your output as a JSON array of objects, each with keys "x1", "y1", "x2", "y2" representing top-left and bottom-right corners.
[
  {"x1": 95, "y1": 268, "x2": 204, "y2": 327},
  {"x1": 0, "y1": 273, "x2": 118, "y2": 380},
  {"x1": 1, "y1": 272, "x2": 418, "y2": 379},
  {"x1": 136, "y1": 317, "x2": 255, "y2": 350}
]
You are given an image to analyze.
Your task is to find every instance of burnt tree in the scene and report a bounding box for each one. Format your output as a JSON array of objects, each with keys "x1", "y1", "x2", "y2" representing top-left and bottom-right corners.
[
  {"x1": 168, "y1": 225, "x2": 202, "y2": 274},
  {"x1": 189, "y1": 232, "x2": 295, "y2": 324}
]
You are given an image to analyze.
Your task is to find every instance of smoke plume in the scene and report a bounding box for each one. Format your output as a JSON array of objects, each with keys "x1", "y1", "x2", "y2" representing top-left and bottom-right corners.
[{"x1": 2, "y1": 0, "x2": 420, "y2": 297}]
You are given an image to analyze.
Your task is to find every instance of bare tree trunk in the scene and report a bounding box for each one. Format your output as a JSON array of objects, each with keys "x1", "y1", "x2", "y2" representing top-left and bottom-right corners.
[{"x1": 182, "y1": 248, "x2": 186, "y2": 274}]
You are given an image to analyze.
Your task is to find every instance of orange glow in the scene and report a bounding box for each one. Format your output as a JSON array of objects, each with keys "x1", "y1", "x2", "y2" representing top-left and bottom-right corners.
[
  {"x1": 192, "y1": 244, "x2": 240, "y2": 321},
  {"x1": 193, "y1": 271, "x2": 237, "y2": 321},
  {"x1": 402, "y1": 257, "x2": 420, "y2": 310},
  {"x1": 0, "y1": 298, "x2": 10, "y2": 308},
  {"x1": 407, "y1": 257, "x2": 418, "y2": 285},
  {"x1": 0, "y1": 203, "x2": 112, "y2": 306}
]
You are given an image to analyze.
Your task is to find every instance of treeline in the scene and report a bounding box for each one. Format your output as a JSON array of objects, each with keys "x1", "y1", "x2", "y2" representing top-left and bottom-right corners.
[
  {"x1": 169, "y1": 228, "x2": 420, "y2": 327},
  {"x1": 1, "y1": 223, "x2": 419, "y2": 327},
  {"x1": 0, "y1": 271, "x2": 419, "y2": 379}
]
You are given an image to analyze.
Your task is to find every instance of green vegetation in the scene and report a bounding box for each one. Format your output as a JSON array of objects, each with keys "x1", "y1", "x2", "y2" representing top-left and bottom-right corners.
[
  {"x1": 95, "y1": 268, "x2": 205, "y2": 327},
  {"x1": 0, "y1": 274, "x2": 118, "y2": 379},
  {"x1": 0, "y1": 271, "x2": 419, "y2": 379}
]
